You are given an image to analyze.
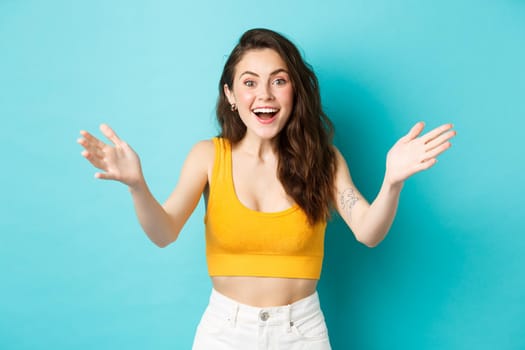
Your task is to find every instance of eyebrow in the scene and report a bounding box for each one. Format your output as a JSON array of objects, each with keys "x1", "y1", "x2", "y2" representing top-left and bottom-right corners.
[{"x1": 239, "y1": 68, "x2": 289, "y2": 78}]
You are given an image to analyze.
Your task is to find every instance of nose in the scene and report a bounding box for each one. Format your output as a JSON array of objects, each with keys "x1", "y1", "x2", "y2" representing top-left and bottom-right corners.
[{"x1": 257, "y1": 82, "x2": 274, "y2": 100}]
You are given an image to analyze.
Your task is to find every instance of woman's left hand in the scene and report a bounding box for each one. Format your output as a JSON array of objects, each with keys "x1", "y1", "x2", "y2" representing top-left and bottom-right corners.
[{"x1": 385, "y1": 122, "x2": 456, "y2": 186}]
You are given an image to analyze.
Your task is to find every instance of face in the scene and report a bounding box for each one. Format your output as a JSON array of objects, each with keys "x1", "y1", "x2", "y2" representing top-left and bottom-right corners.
[{"x1": 224, "y1": 48, "x2": 294, "y2": 142}]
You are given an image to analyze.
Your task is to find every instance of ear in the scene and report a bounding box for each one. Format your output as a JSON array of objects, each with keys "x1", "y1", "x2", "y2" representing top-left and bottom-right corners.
[{"x1": 223, "y1": 84, "x2": 236, "y2": 105}]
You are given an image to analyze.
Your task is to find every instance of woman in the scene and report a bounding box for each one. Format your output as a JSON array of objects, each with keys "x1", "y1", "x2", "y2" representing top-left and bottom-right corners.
[{"x1": 77, "y1": 28, "x2": 455, "y2": 349}]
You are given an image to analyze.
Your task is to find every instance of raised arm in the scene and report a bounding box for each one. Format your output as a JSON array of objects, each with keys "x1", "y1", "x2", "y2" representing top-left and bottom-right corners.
[
  {"x1": 334, "y1": 122, "x2": 456, "y2": 247},
  {"x1": 77, "y1": 124, "x2": 212, "y2": 247}
]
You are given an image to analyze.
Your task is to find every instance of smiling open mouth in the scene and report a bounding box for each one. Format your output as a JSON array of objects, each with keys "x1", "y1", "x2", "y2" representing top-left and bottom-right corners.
[{"x1": 252, "y1": 107, "x2": 279, "y2": 122}]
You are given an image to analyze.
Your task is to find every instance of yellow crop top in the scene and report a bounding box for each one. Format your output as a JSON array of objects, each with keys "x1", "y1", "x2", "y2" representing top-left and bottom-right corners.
[{"x1": 204, "y1": 137, "x2": 327, "y2": 279}]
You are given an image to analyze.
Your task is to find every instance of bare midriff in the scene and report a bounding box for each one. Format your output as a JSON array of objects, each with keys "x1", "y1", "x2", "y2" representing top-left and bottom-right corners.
[{"x1": 211, "y1": 276, "x2": 318, "y2": 307}]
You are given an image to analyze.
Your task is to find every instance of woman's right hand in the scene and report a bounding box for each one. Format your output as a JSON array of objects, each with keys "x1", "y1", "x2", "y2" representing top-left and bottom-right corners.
[{"x1": 77, "y1": 124, "x2": 144, "y2": 188}]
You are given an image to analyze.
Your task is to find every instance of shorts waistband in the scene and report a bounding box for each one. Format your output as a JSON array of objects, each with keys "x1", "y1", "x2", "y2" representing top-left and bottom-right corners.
[{"x1": 207, "y1": 288, "x2": 321, "y2": 326}]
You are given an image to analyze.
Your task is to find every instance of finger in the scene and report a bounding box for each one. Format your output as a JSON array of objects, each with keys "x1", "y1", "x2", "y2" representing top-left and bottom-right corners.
[
  {"x1": 421, "y1": 123, "x2": 454, "y2": 144},
  {"x1": 100, "y1": 124, "x2": 123, "y2": 146},
  {"x1": 416, "y1": 158, "x2": 437, "y2": 172},
  {"x1": 81, "y1": 150, "x2": 106, "y2": 170},
  {"x1": 424, "y1": 141, "x2": 452, "y2": 160},
  {"x1": 403, "y1": 122, "x2": 425, "y2": 141},
  {"x1": 78, "y1": 132, "x2": 109, "y2": 160},
  {"x1": 78, "y1": 138, "x2": 106, "y2": 162},
  {"x1": 95, "y1": 172, "x2": 118, "y2": 181},
  {"x1": 79, "y1": 130, "x2": 107, "y2": 149},
  {"x1": 425, "y1": 130, "x2": 456, "y2": 151}
]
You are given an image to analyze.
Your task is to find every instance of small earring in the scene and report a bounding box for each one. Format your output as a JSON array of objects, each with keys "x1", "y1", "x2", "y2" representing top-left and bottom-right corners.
[{"x1": 230, "y1": 103, "x2": 237, "y2": 112}]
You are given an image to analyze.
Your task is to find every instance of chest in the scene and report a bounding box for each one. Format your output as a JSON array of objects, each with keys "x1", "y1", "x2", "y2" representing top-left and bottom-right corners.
[{"x1": 231, "y1": 152, "x2": 293, "y2": 212}]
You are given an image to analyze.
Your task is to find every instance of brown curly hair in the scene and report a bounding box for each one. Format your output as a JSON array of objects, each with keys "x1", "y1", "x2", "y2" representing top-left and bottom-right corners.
[{"x1": 216, "y1": 28, "x2": 337, "y2": 224}]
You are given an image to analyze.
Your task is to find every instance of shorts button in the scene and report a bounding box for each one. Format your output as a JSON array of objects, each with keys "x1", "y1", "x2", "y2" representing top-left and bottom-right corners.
[{"x1": 259, "y1": 311, "x2": 270, "y2": 321}]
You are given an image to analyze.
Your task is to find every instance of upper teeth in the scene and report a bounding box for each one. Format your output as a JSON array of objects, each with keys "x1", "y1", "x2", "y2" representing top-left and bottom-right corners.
[{"x1": 253, "y1": 108, "x2": 278, "y2": 114}]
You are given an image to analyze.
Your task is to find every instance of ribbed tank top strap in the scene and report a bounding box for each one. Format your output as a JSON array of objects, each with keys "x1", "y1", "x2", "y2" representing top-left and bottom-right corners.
[{"x1": 209, "y1": 137, "x2": 233, "y2": 206}]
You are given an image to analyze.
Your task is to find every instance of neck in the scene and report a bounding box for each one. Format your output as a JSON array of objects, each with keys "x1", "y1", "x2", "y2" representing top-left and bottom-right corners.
[{"x1": 236, "y1": 134, "x2": 278, "y2": 161}]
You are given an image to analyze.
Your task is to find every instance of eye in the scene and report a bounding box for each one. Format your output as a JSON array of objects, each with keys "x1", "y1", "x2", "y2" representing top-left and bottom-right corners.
[
  {"x1": 273, "y1": 78, "x2": 288, "y2": 86},
  {"x1": 244, "y1": 80, "x2": 256, "y2": 87}
]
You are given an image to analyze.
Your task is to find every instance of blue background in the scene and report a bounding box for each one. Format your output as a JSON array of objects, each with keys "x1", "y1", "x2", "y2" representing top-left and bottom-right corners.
[{"x1": 1, "y1": 1, "x2": 524, "y2": 349}]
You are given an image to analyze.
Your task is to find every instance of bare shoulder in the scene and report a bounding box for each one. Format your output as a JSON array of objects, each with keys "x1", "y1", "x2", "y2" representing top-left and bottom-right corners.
[
  {"x1": 162, "y1": 139, "x2": 215, "y2": 216},
  {"x1": 331, "y1": 145, "x2": 348, "y2": 169},
  {"x1": 183, "y1": 139, "x2": 215, "y2": 175},
  {"x1": 331, "y1": 145, "x2": 354, "y2": 188},
  {"x1": 190, "y1": 139, "x2": 214, "y2": 157},
  {"x1": 332, "y1": 145, "x2": 343, "y2": 158},
  {"x1": 186, "y1": 139, "x2": 214, "y2": 160}
]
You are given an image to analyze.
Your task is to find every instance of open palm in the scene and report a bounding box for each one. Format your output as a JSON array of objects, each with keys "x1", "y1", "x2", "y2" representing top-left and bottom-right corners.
[
  {"x1": 77, "y1": 124, "x2": 143, "y2": 187},
  {"x1": 385, "y1": 122, "x2": 456, "y2": 185}
]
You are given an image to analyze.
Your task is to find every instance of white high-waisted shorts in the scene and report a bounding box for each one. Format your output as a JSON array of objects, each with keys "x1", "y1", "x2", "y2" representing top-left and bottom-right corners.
[{"x1": 192, "y1": 288, "x2": 332, "y2": 350}]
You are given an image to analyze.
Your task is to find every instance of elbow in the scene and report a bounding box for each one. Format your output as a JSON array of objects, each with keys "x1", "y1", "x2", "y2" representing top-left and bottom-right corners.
[
  {"x1": 155, "y1": 241, "x2": 170, "y2": 248},
  {"x1": 152, "y1": 237, "x2": 176, "y2": 248},
  {"x1": 355, "y1": 233, "x2": 381, "y2": 248},
  {"x1": 150, "y1": 228, "x2": 179, "y2": 248},
  {"x1": 353, "y1": 226, "x2": 388, "y2": 248},
  {"x1": 358, "y1": 238, "x2": 380, "y2": 248}
]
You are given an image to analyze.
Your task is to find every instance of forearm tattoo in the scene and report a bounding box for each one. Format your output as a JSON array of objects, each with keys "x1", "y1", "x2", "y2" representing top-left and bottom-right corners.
[{"x1": 339, "y1": 188, "x2": 359, "y2": 222}]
